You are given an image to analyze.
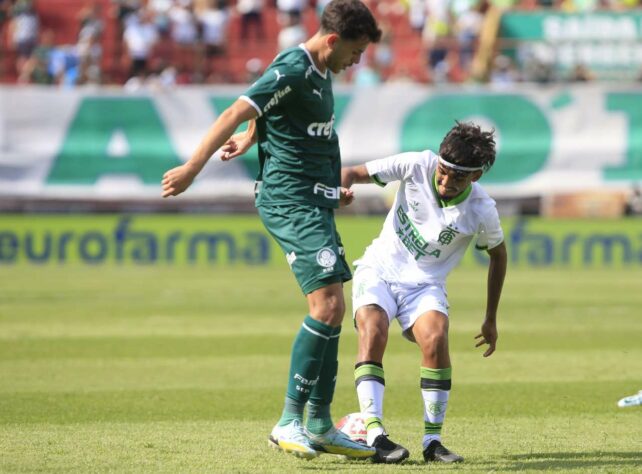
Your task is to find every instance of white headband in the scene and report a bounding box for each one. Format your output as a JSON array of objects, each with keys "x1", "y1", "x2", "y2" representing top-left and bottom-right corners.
[{"x1": 438, "y1": 156, "x2": 484, "y2": 172}]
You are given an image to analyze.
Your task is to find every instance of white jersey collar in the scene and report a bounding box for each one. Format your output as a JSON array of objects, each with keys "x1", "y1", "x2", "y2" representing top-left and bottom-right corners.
[{"x1": 299, "y1": 43, "x2": 328, "y2": 79}]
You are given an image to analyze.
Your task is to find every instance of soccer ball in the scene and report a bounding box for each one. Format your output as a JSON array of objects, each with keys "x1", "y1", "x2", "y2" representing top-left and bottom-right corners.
[{"x1": 335, "y1": 412, "x2": 367, "y2": 444}]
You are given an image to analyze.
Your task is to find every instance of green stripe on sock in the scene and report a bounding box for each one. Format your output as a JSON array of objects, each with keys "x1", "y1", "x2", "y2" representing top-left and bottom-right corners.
[
  {"x1": 424, "y1": 422, "x2": 443, "y2": 435},
  {"x1": 420, "y1": 367, "x2": 452, "y2": 380},
  {"x1": 355, "y1": 364, "x2": 385, "y2": 382}
]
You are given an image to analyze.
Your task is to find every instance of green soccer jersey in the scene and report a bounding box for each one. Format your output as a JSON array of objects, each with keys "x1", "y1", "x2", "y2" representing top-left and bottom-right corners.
[{"x1": 240, "y1": 45, "x2": 341, "y2": 209}]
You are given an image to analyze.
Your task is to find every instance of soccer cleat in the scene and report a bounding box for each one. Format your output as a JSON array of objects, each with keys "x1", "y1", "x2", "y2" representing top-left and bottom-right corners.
[
  {"x1": 371, "y1": 434, "x2": 410, "y2": 464},
  {"x1": 268, "y1": 420, "x2": 319, "y2": 460},
  {"x1": 306, "y1": 426, "x2": 376, "y2": 458},
  {"x1": 617, "y1": 390, "x2": 642, "y2": 408},
  {"x1": 423, "y1": 440, "x2": 464, "y2": 463}
]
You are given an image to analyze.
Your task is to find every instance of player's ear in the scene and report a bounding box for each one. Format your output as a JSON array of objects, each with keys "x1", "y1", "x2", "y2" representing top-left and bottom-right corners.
[
  {"x1": 471, "y1": 170, "x2": 483, "y2": 182},
  {"x1": 326, "y1": 33, "x2": 340, "y2": 49}
]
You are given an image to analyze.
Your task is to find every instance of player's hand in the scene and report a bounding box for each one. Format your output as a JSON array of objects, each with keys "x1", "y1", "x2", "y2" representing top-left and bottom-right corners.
[
  {"x1": 339, "y1": 187, "x2": 354, "y2": 207},
  {"x1": 475, "y1": 319, "x2": 497, "y2": 357},
  {"x1": 220, "y1": 131, "x2": 254, "y2": 161},
  {"x1": 161, "y1": 164, "x2": 197, "y2": 197}
]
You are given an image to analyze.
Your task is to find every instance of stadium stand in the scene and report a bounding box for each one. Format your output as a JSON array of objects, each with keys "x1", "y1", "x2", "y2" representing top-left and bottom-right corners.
[{"x1": 0, "y1": 0, "x2": 430, "y2": 85}]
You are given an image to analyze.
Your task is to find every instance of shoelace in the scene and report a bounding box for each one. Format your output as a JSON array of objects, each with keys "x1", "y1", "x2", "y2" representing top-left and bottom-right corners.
[{"x1": 288, "y1": 420, "x2": 310, "y2": 444}]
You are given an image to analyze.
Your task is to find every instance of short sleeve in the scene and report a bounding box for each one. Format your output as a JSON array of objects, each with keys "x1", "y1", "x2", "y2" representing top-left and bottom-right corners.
[
  {"x1": 240, "y1": 66, "x2": 299, "y2": 118},
  {"x1": 475, "y1": 204, "x2": 504, "y2": 250},
  {"x1": 365, "y1": 152, "x2": 427, "y2": 187}
]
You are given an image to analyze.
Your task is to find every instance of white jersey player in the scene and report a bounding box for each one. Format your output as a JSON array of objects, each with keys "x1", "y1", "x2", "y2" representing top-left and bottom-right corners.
[{"x1": 341, "y1": 121, "x2": 507, "y2": 465}]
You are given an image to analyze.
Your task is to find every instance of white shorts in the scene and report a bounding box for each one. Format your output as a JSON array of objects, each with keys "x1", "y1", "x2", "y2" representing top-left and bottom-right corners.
[{"x1": 352, "y1": 264, "x2": 449, "y2": 340}]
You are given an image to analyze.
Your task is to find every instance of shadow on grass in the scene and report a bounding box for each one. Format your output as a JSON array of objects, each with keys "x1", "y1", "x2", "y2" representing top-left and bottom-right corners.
[
  {"x1": 292, "y1": 451, "x2": 641, "y2": 471},
  {"x1": 500, "y1": 451, "x2": 641, "y2": 471}
]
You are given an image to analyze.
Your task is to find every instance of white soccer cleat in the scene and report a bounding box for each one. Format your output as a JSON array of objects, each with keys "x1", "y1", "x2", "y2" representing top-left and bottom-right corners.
[
  {"x1": 268, "y1": 420, "x2": 319, "y2": 459},
  {"x1": 617, "y1": 390, "x2": 642, "y2": 408},
  {"x1": 306, "y1": 426, "x2": 376, "y2": 458}
]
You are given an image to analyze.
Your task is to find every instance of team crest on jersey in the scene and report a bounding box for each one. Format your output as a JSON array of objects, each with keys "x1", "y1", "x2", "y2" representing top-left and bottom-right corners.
[
  {"x1": 438, "y1": 225, "x2": 460, "y2": 245},
  {"x1": 316, "y1": 248, "x2": 337, "y2": 269}
]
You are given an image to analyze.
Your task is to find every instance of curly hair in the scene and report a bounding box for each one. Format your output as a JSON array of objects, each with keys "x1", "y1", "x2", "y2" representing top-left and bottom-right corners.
[
  {"x1": 439, "y1": 121, "x2": 496, "y2": 172},
  {"x1": 320, "y1": 0, "x2": 382, "y2": 43}
]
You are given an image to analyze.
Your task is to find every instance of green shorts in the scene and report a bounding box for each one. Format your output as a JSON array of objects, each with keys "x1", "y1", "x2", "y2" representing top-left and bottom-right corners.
[{"x1": 258, "y1": 204, "x2": 352, "y2": 295}]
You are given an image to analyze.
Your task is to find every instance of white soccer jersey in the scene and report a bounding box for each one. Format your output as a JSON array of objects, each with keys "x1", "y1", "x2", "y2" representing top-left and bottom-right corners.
[{"x1": 355, "y1": 150, "x2": 504, "y2": 285}]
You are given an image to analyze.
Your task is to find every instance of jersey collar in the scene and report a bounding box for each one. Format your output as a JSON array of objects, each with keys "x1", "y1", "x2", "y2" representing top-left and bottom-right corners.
[
  {"x1": 298, "y1": 44, "x2": 328, "y2": 79},
  {"x1": 431, "y1": 171, "x2": 472, "y2": 208}
]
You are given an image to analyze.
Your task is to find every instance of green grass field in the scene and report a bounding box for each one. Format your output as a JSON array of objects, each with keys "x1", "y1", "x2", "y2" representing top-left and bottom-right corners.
[{"x1": 1, "y1": 218, "x2": 641, "y2": 472}]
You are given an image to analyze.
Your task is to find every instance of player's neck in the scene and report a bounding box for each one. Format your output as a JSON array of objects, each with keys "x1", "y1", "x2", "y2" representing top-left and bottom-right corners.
[{"x1": 303, "y1": 33, "x2": 329, "y2": 74}]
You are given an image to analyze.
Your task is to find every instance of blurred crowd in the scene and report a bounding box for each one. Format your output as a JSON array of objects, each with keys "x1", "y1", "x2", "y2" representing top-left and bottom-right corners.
[{"x1": 1, "y1": 0, "x2": 641, "y2": 87}]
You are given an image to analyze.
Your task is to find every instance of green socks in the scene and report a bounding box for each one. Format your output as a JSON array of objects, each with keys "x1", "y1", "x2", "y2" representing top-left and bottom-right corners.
[{"x1": 278, "y1": 315, "x2": 334, "y2": 426}]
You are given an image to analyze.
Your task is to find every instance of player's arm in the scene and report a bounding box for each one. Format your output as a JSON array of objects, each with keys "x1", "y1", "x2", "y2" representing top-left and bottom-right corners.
[
  {"x1": 475, "y1": 241, "x2": 507, "y2": 357},
  {"x1": 220, "y1": 119, "x2": 257, "y2": 161},
  {"x1": 341, "y1": 165, "x2": 374, "y2": 188},
  {"x1": 162, "y1": 99, "x2": 258, "y2": 198}
]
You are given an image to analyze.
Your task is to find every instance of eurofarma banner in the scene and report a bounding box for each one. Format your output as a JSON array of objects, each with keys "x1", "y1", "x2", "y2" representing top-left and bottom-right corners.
[
  {"x1": 0, "y1": 215, "x2": 640, "y2": 267},
  {"x1": 0, "y1": 84, "x2": 641, "y2": 200}
]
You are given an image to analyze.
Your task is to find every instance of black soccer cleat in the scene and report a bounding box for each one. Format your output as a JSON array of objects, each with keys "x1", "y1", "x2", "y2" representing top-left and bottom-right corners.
[
  {"x1": 371, "y1": 435, "x2": 410, "y2": 464},
  {"x1": 423, "y1": 440, "x2": 464, "y2": 463}
]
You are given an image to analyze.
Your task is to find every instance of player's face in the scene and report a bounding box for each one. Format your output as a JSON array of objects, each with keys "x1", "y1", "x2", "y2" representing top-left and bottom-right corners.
[
  {"x1": 436, "y1": 164, "x2": 482, "y2": 199},
  {"x1": 326, "y1": 36, "x2": 370, "y2": 74}
]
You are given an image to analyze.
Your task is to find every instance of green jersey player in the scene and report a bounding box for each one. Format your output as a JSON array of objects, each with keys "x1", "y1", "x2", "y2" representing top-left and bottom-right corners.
[
  {"x1": 162, "y1": 0, "x2": 381, "y2": 461},
  {"x1": 341, "y1": 122, "x2": 508, "y2": 464}
]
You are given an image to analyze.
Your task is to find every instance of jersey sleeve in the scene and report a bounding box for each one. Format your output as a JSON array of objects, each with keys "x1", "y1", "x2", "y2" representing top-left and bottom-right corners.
[
  {"x1": 475, "y1": 203, "x2": 504, "y2": 250},
  {"x1": 239, "y1": 64, "x2": 300, "y2": 118},
  {"x1": 365, "y1": 152, "x2": 426, "y2": 187}
]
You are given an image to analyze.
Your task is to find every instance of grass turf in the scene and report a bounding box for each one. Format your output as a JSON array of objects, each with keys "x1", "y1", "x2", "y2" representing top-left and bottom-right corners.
[{"x1": 1, "y1": 262, "x2": 641, "y2": 472}]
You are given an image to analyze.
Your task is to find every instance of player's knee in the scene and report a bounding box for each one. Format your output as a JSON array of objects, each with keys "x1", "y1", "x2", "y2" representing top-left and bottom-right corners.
[
  {"x1": 356, "y1": 306, "x2": 389, "y2": 344},
  {"x1": 417, "y1": 330, "x2": 448, "y2": 357},
  {"x1": 311, "y1": 297, "x2": 344, "y2": 324}
]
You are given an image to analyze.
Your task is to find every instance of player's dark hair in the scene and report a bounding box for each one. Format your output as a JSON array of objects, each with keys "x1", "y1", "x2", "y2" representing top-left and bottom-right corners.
[
  {"x1": 439, "y1": 121, "x2": 496, "y2": 172},
  {"x1": 320, "y1": 0, "x2": 382, "y2": 43}
]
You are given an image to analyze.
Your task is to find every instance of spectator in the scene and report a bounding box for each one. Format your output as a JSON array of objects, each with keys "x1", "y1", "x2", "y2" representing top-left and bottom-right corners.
[
  {"x1": 77, "y1": 1, "x2": 104, "y2": 43},
  {"x1": 489, "y1": 53, "x2": 520, "y2": 86},
  {"x1": 277, "y1": 11, "x2": 307, "y2": 51},
  {"x1": 453, "y1": 0, "x2": 487, "y2": 74},
  {"x1": 198, "y1": 0, "x2": 230, "y2": 81},
  {"x1": 123, "y1": 8, "x2": 159, "y2": 81},
  {"x1": 77, "y1": 27, "x2": 103, "y2": 85},
  {"x1": 9, "y1": 0, "x2": 39, "y2": 77},
  {"x1": 199, "y1": 0, "x2": 229, "y2": 56},
  {"x1": 276, "y1": 0, "x2": 307, "y2": 25},
  {"x1": 237, "y1": 0, "x2": 265, "y2": 41},
  {"x1": 17, "y1": 28, "x2": 54, "y2": 84},
  {"x1": 168, "y1": 0, "x2": 199, "y2": 80},
  {"x1": 421, "y1": 0, "x2": 455, "y2": 82},
  {"x1": 48, "y1": 44, "x2": 80, "y2": 87},
  {"x1": 568, "y1": 63, "x2": 594, "y2": 82}
]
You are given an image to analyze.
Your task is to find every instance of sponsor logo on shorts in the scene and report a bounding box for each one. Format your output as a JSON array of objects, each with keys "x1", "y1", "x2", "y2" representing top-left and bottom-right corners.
[
  {"x1": 316, "y1": 247, "x2": 337, "y2": 269},
  {"x1": 313, "y1": 183, "x2": 340, "y2": 200}
]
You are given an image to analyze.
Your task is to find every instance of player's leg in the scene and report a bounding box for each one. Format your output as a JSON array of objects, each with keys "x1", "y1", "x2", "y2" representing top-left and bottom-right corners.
[
  {"x1": 305, "y1": 282, "x2": 344, "y2": 437},
  {"x1": 351, "y1": 266, "x2": 409, "y2": 463},
  {"x1": 302, "y1": 282, "x2": 376, "y2": 458},
  {"x1": 409, "y1": 309, "x2": 463, "y2": 463},
  {"x1": 259, "y1": 205, "x2": 335, "y2": 458}
]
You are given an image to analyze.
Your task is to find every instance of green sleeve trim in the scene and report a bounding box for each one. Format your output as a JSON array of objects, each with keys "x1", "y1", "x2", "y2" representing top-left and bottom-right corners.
[{"x1": 371, "y1": 174, "x2": 386, "y2": 188}]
